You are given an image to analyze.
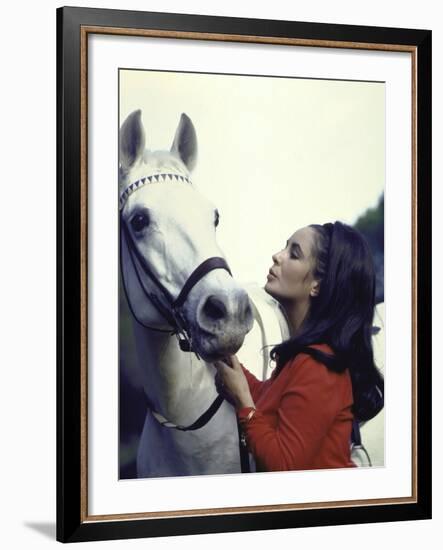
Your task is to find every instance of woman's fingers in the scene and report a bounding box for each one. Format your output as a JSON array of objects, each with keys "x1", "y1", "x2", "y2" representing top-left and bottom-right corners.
[
  {"x1": 213, "y1": 361, "x2": 230, "y2": 387},
  {"x1": 229, "y1": 354, "x2": 241, "y2": 370},
  {"x1": 214, "y1": 359, "x2": 227, "y2": 368}
]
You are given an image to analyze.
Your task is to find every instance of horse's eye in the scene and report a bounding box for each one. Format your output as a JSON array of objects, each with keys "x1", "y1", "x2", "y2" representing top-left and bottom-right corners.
[
  {"x1": 130, "y1": 212, "x2": 150, "y2": 232},
  {"x1": 214, "y1": 209, "x2": 220, "y2": 228}
]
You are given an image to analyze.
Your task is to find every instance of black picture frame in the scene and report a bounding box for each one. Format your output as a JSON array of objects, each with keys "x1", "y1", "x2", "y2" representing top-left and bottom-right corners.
[{"x1": 57, "y1": 6, "x2": 432, "y2": 543}]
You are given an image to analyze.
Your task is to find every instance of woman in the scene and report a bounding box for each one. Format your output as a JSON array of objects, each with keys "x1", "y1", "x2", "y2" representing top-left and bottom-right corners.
[{"x1": 214, "y1": 221, "x2": 384, "y2": 472}]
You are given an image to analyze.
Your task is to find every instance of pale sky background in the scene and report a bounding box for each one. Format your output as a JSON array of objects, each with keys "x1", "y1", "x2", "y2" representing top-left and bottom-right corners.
[{"x1": 120, "y1": 69, "x2": 384, "y2": 286}]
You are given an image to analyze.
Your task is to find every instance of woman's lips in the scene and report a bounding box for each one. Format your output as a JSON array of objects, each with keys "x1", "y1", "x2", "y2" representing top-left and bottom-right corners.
[{"x1": 267, "y1": 269, "x2": 277, "y2": 280}]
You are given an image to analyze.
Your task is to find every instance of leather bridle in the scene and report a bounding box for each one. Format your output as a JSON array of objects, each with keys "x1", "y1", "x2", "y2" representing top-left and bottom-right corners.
[{"x1": 120, "y1": 214, "x2": 232, "y2": 358}]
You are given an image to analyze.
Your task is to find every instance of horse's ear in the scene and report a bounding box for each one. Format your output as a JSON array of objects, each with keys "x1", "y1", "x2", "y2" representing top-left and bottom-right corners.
[
  {"x1": 170, "y1": 113, "x2": 198, "y2": 171},
  {"x1": 120, "y1": 110, "x2": 146, "y2": 170}
]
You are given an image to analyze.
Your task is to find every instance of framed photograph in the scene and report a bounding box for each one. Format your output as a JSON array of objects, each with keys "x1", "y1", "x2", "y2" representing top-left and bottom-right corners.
[{"x1": 57, "y1": 6, "x2": 432, "y2": 543}]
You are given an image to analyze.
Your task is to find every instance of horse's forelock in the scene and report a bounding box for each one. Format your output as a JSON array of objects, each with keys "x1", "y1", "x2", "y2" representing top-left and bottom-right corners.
[{"x1": 146, "y1": 150, "x2": 190, "y2": 175}]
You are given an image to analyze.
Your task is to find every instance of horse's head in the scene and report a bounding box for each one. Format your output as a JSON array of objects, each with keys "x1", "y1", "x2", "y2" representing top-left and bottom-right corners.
[{"x1": 119, "y1": 110, "x2": 253, "y2": 361}]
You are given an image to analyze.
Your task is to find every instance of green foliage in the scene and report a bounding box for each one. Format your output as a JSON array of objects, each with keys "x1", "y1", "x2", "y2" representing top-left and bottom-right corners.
[{"x1": 355, "y1": 194, "x2": 384, "y2": 253}]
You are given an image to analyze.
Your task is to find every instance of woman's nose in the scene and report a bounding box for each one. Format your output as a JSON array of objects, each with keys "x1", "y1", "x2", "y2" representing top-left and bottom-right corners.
[{"x1": 272, "y1": 251, "x2": 281, "y2": 264}]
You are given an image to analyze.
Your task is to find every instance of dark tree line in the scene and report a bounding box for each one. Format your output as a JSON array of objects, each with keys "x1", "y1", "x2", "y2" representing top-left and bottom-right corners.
[{"x1": 354, "y1": 194, "x2": 384, "y2": 304}]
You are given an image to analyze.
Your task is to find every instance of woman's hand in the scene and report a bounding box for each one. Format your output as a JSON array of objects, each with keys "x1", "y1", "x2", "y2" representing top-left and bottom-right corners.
[{"x1": 213, "y1": 355, "x2": 255, "y2": 410}]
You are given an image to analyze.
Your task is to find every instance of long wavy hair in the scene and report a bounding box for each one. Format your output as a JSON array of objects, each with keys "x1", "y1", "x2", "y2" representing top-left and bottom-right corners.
[{"x1": 270, "y1": 221, "x2": 384, "y2": 422}]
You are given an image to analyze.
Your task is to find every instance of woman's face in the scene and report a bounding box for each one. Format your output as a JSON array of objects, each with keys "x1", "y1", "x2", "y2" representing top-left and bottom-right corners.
[{"x1": 265, "y1": 226, "x2": 319, "y2": 304}]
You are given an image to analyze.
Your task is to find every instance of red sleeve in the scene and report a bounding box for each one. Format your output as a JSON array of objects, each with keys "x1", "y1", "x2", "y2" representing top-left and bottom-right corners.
[
  {"x1": 238, "y1": 356, "x2": 347, "y2": 471},
  {"x1": 240, "y1": 364, "x2": 273, "y2": 402}
]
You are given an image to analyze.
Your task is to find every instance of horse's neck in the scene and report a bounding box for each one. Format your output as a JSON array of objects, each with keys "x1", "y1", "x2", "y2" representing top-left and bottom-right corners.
[{"x1": 132, "y1": 321, "x2": 217, "y2": 425}]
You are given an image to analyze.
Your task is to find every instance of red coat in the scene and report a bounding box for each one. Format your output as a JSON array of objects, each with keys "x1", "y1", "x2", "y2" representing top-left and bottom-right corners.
[{"x1": 237, "y1": 344, "x2": 356, "y2": 472}]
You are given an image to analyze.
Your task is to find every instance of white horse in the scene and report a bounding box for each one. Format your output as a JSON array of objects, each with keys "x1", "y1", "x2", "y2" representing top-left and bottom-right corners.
[
  {"x1": 120, "y1": 110, "x2": 256, "y2": 477},
  {"x1": 120, "y1": 110, "x2": 384, "y2": 478}
]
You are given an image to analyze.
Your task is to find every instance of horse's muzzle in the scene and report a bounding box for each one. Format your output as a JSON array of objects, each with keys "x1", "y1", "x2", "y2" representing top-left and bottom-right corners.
[{"x1": 193, "y1": 289, "x2": 253, "y2": 360}]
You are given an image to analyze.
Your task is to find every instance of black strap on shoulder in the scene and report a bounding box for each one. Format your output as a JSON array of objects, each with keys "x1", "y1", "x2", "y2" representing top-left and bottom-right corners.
[{"x1": 351, "y1": 418, "x2": 362, "y2": 446}]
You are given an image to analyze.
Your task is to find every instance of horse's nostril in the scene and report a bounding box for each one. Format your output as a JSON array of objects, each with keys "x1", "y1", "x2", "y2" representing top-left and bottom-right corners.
[{"x1": 202, "y1": 295, "x2": 227, "y2": 321}]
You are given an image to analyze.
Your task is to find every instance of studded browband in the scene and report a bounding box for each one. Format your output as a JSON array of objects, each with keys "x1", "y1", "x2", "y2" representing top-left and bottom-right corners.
[{"x1": 119, "y1": 172, "x2": 192, "y2": 210}]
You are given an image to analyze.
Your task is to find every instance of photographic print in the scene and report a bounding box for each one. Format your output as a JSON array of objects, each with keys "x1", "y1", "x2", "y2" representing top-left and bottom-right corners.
[
  {"x1": 118, "y1": 68, "x2": 385, "y2": 480},
  {"x1": 57, "y1": 7, "x2": 431, "y2": 542}
]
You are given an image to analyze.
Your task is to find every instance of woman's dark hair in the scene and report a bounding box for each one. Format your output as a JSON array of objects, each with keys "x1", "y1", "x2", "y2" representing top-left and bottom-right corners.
[{"x1": 270, "y1": 221, "x2": 384, "y2": 422}]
